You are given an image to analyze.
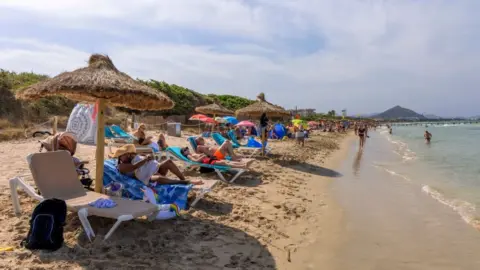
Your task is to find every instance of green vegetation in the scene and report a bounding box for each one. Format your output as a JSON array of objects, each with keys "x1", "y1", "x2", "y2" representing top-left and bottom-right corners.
[
  {"x1": 0, "y1": 70, "x2": 75, "y2": 124},
  {"x1": 207, "y1": 94, "x2": 255, "y2": 111},
  {"x1": 132, "y1": 80, "x2": 254, "y2": 116},
  {"x1": 0, "y1": 70, "x2": 255, "y2": 135}
]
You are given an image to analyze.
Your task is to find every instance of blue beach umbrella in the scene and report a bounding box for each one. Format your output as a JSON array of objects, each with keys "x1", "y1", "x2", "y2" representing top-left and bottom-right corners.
[{"x1": 223, "y1": 116, "x2": 239, "y2": 125}]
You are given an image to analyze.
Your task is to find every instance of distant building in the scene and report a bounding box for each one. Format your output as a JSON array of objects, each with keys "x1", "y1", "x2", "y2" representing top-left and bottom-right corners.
[{"x1": 288, "y1": 108, "x2": 316, "y2": 117}]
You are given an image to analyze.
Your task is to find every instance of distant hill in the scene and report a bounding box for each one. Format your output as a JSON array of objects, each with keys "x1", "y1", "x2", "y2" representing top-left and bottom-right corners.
[
  {"x1": 374, "y1": 106, "x2": 426, "y2": 120},
  {"x1": 423, "y1": 114, "x2": 443, "y2": 120}
]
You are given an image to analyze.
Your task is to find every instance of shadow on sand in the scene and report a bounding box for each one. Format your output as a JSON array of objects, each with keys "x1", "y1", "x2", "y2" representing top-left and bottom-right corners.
[
  {"x1": 191, "y1": 198, "x2": 233, "y2": 216},
  {"x1": 272, "y1": 159, "x2": 343, "y2": 178},
  {"x1": 185, "y1": 170, "x2": 263, "y2": 187},
  {"x1": 1, "y1": 192, "x2": 276, "y2": 269},
  {"x1": 22, "y1": 215, "x2": 276, "y2": 269}
]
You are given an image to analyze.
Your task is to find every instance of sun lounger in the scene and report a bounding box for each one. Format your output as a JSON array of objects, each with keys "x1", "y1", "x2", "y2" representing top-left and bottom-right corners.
[
  {"x1": 105, "y1": 125, "x2": 160, "y2": 157},
  {"x1": 227, "y1": 130, "x2": 247, "y2": 146},
  {"x1": 165, "y1": 146, "x2": 246, "y2": 183},
  {"x1": 9, "y1": 151, "x2": 161, "y2": 241},
  {"x1": 228, "y1": 130, "x2": 272, "y2": 154},
  {"x1": 187, "y1": 136, "x2": 199, "y2": 152},
  {"x1": 103, "y1": 159, "x2": 218, "y2": 208},
  {"x1": 211, "y1": 133, "x2": 260, "y2": 158},
  {"x1": 110, "y1": 125, "x2": 133, "y2": 138}
]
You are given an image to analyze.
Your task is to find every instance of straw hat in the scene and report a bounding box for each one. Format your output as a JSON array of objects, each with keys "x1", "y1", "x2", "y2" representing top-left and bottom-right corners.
[{"x1": 109, "y1": 144, "x2": 136, "y2": 158}]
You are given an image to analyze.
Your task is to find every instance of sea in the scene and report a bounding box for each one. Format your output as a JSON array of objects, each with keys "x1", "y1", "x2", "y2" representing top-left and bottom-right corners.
[
  {"x1": 379, "y1": 123, "x2": 480, "y2": 229},
  {"x1": 331, "y1": 123, "x2": 480, "y2": 269}
]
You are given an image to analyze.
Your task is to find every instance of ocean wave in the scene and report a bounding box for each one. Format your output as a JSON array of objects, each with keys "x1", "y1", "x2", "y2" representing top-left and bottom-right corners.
[
  {"x1": 422, "y1": 185, "x2": 480, "y2": 230},
  {"x1": 372, "y1": 165, "x2": 411, "y2": 182},
  {"x1": 384, "y1": 136, "x2": 417, "y2": 161}
]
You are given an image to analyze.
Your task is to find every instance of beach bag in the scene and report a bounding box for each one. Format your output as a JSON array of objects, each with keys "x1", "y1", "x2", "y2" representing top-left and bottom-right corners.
[
  {"x1": 66, "y1": 103, "x2": 97, "y2": 145},
  {"x1": 21, "y1": 199, "x2": 67, "y2": 251}
]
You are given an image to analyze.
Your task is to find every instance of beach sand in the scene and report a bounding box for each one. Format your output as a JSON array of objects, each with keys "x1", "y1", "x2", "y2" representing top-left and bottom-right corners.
[{"x1": 0, "y1": 131, "x2": 349, "y2": 269}]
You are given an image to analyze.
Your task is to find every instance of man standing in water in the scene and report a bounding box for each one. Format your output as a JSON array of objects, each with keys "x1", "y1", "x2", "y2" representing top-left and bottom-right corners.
[
  {"x1": 358, "y1": 124, "x2": 367, "y2": 148},
  {"x1": 424, "y1": 130, "x2": 432, "y2": 143}
]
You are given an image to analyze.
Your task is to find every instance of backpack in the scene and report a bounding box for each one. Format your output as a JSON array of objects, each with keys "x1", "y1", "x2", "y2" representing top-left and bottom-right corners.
[{"x1": 21, "y1": 199, "x2": 67, "y2": 251}]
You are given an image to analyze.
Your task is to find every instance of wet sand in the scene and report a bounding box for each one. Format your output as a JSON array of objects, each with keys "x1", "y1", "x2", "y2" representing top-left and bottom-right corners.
[{"x1": 331, "y1": 130, "x2": 480, "y2": 270}]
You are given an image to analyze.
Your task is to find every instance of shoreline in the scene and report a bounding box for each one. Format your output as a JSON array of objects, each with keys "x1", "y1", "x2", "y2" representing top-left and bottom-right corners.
[
  {"x1": 292, "y1": 132, "x2": 356, "y2": 269},
  {"x1": 0, "y1": 132, "x2": 352, "y2": 269},
  {"x1": 332, "y1": 129, "x2": 480, "y2": 269}
]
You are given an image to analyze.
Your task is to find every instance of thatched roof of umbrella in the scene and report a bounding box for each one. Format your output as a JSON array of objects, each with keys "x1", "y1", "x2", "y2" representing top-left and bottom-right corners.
[
  {"x1": 195, "y1": 102, "x2": 234, "y2": 116},
  {"x1": 235, "y1": 92, "x2": 289, "y2": 117},
  {"x1": 16, "y1": 54, "x2": 174, "y2": 110}
]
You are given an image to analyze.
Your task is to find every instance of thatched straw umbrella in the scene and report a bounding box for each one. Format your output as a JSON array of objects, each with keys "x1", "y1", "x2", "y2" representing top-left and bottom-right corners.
[
  {"x1": 195, "y1": 102, "x2": 233, "y2": 133},
  {"x1": 16, "y1": 54, "x2": 174, "y2": 192},
  {"x1": 235, "y1": 93, "x2": 289, "y2": 118},
  {"x1": 235, "y1": 93, "x2": 289, "y2": 155},
  {"x1": 195, "y1": 102, "x2": 234, "y2": 116}
]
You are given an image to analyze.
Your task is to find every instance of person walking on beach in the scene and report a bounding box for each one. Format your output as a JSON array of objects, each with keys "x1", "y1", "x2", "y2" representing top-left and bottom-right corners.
[
  {"x1": 358, "y1": 125, "x2": 367, "y2": 148},
  {"x1": 424, "y1": 130, "x2": 432, "y2": 143},
  {"x1": 295, "y1": 125, "x2": 305, "y2": 147}
]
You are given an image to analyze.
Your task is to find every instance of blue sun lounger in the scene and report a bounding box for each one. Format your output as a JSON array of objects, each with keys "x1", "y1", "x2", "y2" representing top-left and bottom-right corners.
[
  {"x1": 211, "y1": 133, "x2": 260, "y2": 158},
  {"x1": 106, "y1": 125, "x2": 160, "y2": 158},
  {"x1": 165, "y1": 146, "x2": 246, "y2": 183}
]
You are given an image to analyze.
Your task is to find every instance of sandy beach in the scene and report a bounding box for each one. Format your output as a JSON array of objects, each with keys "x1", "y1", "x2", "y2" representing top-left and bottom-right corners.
[{"x1": 0, "y1": 131, "x2": 349, "y2": 269}]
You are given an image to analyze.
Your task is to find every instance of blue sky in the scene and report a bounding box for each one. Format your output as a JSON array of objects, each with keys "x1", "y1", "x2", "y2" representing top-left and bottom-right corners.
[{"x1": 1, "y1": 0, "x2": 480, "y2": 117}]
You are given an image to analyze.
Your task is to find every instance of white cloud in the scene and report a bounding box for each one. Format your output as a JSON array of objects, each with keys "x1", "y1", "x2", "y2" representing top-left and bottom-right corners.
[{"x1": 1, "y1": 0, "x2": 479, "y2": 116}]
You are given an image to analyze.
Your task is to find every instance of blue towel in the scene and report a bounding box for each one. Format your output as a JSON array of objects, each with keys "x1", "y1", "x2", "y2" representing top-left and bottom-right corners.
[
  {"x1": 89, "y1": 198, "x2": 117, "y2": 208},
  {"x1": 103, "y1": 159, "x2": 192, "y2": 210}
]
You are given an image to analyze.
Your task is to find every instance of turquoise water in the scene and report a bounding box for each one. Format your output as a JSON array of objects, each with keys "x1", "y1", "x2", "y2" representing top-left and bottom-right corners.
[
  {"x1": 377, "y1": 124, "x2": 480, "y2": 228},
  {"x1": 332, "y1": 126, "x2": 480, "y2": 269}
]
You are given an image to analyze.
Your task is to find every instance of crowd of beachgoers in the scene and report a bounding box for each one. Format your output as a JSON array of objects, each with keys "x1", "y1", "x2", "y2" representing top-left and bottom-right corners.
[{"x1": 0, "y1": 116, "x2": 364, "y2": 269}]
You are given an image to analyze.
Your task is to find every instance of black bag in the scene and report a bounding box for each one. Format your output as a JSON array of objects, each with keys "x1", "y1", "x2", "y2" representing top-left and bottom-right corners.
[
  {"x1": 21, "y1": 199, "x2": 67, "y2": 251},
  {"x1": 199, "y1": 166, "x2": 215, "y2": 173}
]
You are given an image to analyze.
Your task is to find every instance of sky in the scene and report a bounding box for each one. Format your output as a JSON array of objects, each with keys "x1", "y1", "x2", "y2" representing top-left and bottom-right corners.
[{"x1": 1, "y1": 0, "x2": 479, "y2": 117}]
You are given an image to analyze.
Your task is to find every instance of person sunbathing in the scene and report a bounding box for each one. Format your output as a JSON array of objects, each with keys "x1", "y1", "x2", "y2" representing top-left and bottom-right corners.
[
  {"x1": 112, "y1": 144, "x2": 203, "y2": 186},
  {"x1": 194, "y1": 137, "x2": 243, "y2": 161},
  {"x1": 132, "y1": 123, "x2": 153, "y2": 145},
  {"x1": 180, "y1": 147, "x2": 252, "y2": 169},
  {"x1": 157, "y1": 133, "x2": 168, "y2": 150}
]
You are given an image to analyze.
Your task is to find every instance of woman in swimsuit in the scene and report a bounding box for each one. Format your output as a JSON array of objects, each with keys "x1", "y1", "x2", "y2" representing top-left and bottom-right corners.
[
  {"x1": 132, "y1": 123, "x2": 153, "y2": 145},
  {"x1": 424, "y1": 130, "x2": 432, "y2": 143},
  {"x1": 180, "y1": 147, "x2": 252, "y2": 169},
  {"x1": 358, "y1": 125, "x2": 367, "y2": 149}
]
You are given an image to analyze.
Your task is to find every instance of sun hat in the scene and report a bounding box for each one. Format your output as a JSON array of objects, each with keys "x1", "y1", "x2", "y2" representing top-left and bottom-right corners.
[{"x1": 109, "y1": 144, "x2": 136, "y2": 158}]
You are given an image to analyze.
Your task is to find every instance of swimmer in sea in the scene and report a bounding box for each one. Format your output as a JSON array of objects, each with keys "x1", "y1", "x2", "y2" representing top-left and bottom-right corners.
[{"x1": 424, "y1": 130, "x2": 432, "y2": 143}]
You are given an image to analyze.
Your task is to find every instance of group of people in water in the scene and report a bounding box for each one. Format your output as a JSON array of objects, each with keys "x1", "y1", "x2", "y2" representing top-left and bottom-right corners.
[{"x1": 353, "y1": 122, "x2": 434, "y2": 149}]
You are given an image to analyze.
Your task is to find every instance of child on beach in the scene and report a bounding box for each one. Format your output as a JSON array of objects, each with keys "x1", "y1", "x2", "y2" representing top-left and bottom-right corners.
[{"x1": 295, "y1": 125, "x2": 305, "y2": 147}]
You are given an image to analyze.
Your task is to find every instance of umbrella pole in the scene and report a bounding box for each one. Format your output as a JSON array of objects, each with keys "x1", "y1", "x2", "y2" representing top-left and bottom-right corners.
[{"x1": 95, "y1": 99, "x2": 106, "y2": 193}]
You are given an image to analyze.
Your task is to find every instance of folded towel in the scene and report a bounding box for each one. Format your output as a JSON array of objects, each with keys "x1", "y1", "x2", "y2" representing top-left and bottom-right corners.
[{"x1": 89, "y1": 198, "x2": 117, "y2": 208}]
